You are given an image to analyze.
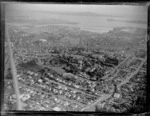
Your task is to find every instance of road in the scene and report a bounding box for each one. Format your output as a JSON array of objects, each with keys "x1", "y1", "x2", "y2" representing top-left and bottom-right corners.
[
  {"x1": 5, "y1": 79, "x2": 85, "y2": 107},
  {"x1": 81, "y1": 93, "x2": 112, "y2": 111},
  {"x1": 5, "y1": 50, "x2": 146, "y2": 111},
  {"x1": 46, "y1": 78, "x2": 98, "y2": 97},
  {"x1": 102, "y1": 55, "x2": 132, "y2": 79},
  {"x1": 82, "y1": 57, "x2": 146, "y2": 111},
  {"x1": 108, "y1": 56, "x2": 135, "y2": 81},
  {"x1": 118, "y1": 57, "x2": 146, "y2": 88},
  {"x1": 38, "y1": 65, "x2": 99, "y2": 97}
]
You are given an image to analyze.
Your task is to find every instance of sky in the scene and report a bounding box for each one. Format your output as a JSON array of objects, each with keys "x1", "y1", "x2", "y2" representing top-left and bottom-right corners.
[{"x1": 5, "y1": 3, "x2": 147, "y2": 18}]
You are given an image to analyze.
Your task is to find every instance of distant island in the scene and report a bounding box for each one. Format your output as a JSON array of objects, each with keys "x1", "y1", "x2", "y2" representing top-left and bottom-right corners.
[
  {"x1": 45, "y1": 11, "x2": 126, "y2": 18},
  {"x1": 107, "y1": 18, "x2": 147, "y2": 24},
  {"x1": 5, "y1": 17, "x2": 78, "y2": 25}
]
